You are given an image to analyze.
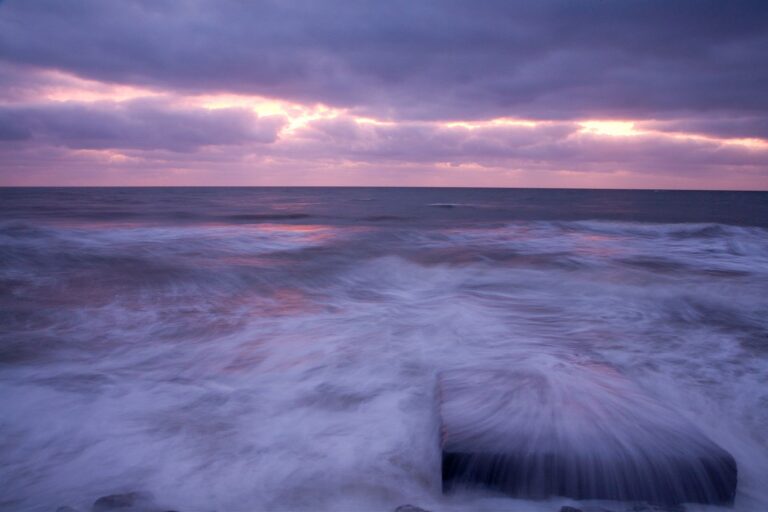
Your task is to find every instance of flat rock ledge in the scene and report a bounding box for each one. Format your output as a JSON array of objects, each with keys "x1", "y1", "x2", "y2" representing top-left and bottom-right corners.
[{"x1": 439, "y1": 366, "x2": 737, "y2": 505}]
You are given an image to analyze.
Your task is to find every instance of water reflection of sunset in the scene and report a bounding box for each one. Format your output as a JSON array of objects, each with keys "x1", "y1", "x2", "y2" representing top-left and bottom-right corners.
[{"x1": 255, "y1": 223, "x2": 339, "y2": 241}]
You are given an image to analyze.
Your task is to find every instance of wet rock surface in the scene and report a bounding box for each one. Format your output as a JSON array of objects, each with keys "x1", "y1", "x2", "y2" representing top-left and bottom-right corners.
[
  {"x1": 90, "y1": 492, "x2": 173, "y2": 512},
  {"x1": 440, "y1": 367, "x2": 737, "y2": 505},
  {"x1": 394, "y1": 505, "x2": 432, "y2": 512},
  {"x1": 629, "y1": 503, "x2": 686, "y2": 512}
]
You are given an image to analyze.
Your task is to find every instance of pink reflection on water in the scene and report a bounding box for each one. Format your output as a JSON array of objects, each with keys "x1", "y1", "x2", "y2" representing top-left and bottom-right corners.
[
  {"x1": 569, "y1": 231, "x2": 624, "y2": 257},
  {"x1": 220, "y1": 287, "x2": 328, "y2": 374},
  {"x1": 256, "y1": 223, "x2": 339, "y2": 241}
]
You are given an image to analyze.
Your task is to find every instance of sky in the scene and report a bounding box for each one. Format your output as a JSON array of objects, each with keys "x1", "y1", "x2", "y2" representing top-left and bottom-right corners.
[{"x1": 1, "y1": 0, "x2": 767, "y2": 189}]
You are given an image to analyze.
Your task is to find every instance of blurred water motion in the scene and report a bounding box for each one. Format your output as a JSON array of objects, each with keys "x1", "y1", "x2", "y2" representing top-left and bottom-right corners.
[
  {"x1": 0, "y1": 187, "x2": 767, "y2": 512},
  {"x1": 440, "y1": 364, "x2": 737, "y2": 504}
]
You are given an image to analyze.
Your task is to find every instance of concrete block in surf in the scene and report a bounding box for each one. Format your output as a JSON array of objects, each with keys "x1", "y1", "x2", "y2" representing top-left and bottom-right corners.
[{"x1": 439, "y1": 364, "x2": 737, "y2": 505}]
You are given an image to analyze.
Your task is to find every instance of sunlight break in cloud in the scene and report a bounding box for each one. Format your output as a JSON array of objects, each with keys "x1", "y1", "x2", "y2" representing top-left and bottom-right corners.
[{"x1": 0, "y1": 0, "x2": 767, "y2": 188}]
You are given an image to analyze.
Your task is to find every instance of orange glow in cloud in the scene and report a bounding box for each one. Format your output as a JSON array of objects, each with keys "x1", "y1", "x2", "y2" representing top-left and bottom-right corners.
[
  {"x1": 579, "y1": 120, "x2": 637, "y2": 136},
  {"x1": 30, "y1": 70, "x2": 163, "y2": 103},
  {"x1": 188, "y1": 94, "x2": 288, "y2": 115},
  {"x1": 443, "y1": 118, "x2": 539, "y2": 129},
  {"x1": 354, "y1": 117, "x2": 395, "y2": 126},
  {"x1": 724, "y1": 138, "x2": 768, "y2": 149},
  {"x1": 188, "y1": 93, "x2": 343, "y2": 132},
  {"x1": 15, "y1": 69, "x2": 768, "y2": 154},
  {"x1": 71, "y1": 149, "x2": 138, "y2": 164},
  {"x1": 663, "y1": 132, "x2": 768, "y2": 150},
  {"x1": 579, "y1": 120, "x2": 768, "y2": 149},
  {"x1": 26, "y1": 70, "x2": 343, "y2": 135}
]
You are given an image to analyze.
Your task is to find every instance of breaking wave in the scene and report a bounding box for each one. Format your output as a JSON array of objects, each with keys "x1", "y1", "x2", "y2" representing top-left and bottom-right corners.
[{"x1": 1, "y1": 189, "x2": 767, "y2": 512}]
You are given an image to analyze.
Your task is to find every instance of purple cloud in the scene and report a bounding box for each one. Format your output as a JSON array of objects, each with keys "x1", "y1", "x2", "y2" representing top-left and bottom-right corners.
[
  {"x1": 641, "y1": 117, "x2": 768, "y2": 141},
  {"x1": 0, "y1": 99, "x2": 286, "y2": 152},
  {"x1": 1, "y1": 0, "x2": 767, "y2": 123},
  {"x1": 282, "y1": 118, "x2": 768, "y2": 174},
  {"x1": 0, "y1": 0, "x2": 766, "y2": 188}
]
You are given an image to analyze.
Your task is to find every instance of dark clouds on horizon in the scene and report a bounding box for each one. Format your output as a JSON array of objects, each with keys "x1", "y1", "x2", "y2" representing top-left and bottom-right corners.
[{"x1": 0, "y1": 0, "x2": 767, "y2": 187}]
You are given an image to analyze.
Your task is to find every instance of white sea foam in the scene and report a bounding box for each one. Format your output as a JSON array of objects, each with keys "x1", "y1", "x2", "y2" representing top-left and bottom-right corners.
[{"x1": 0, "y1": 219, "x2": 766, "y2": 511}]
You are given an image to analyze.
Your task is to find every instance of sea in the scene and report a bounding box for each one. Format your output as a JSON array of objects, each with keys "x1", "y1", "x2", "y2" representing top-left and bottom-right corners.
[{"x1": 1, "y1": 187, "x2": 767, "y2": 512}]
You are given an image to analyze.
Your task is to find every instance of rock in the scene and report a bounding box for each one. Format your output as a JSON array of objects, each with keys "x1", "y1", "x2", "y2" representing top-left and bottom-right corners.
[
  {"x1": 394, "y1": 505, "x2": 432, "y2": 512},
  {"x1": 439, "y1": 366, "x2": 737, "y2": 505},
  {"x1": 562, "y1": 507, "x2": 615, "y2": 512},
  {"x1": 559, "y1": 507, "x2": 617, "y2": 512},
  {"x1": 630, "y1": 504, "x2": 686, "y2": 512},
  {"x1": 92, "y1": 492, "x2": 151, "y2": 511}
]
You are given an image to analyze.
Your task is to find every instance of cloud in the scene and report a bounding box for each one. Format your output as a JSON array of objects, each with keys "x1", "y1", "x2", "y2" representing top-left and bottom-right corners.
[
  {"x1": 641, "y1": 117, "x2": 768, "y2": 141},
  {"x1": 285, "y1": 118, "x2": 579, "y2": 164},
  {"x1": 0, "y1": 99, "x2": 286, "y2": 151},
  {"x1": 0, "y1": 0, "x2": 766, "y2": 188},
  {"x1": 280, "y1": 117, "x2": 768, "y2": 175},
  {"x1": 1, "y1": 0, "x2": 767, "y2": 123},
  {"x1": 2, "y1": 104, "x2": 766, "y2": 184}
]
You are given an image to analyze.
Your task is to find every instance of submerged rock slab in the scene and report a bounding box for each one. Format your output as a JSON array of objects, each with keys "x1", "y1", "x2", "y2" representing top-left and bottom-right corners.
[
  {"x1": 92, "y1": 492, "x2": 153, "y2": 511},
  {"x1": 394, "y1": 505, "x2": 432, "y2": 512},
  {"x1": 439, "y1": 364, "x2": 737, "y2": 505}
]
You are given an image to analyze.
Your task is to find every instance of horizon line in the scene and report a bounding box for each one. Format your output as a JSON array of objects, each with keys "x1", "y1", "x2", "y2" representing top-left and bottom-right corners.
[{"x1": 1, "y1": 185, "x2": 766, "y2": 193}]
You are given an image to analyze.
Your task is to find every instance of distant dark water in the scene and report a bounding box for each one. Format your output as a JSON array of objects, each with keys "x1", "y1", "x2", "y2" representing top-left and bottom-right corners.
[
  {"x1": 1, "y1": 188, "x2": 767, "y2": 512},
  {"x1": 2, "y1": 187, "x2": 767, "y2": 227}
]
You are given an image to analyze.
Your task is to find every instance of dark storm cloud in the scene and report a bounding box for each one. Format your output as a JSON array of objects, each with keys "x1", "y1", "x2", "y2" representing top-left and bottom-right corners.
[
  {"x1": 0, "y1": 100, "x2": 285, "y2": 151},
  {"x1": 1, "y1": 0, "x2": 767, "y2": 123}
]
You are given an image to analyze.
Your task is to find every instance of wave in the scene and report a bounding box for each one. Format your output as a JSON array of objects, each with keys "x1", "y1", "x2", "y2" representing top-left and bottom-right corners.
[
  {"x1": 562, "y1": 219, "x2": 768, "y2": 239},
  {"x1": 223, "y1": 213, "x2": 313, "y2": 222},
  {"x1": 1, "y1": 213, "x2": 767, "y2": 511}
]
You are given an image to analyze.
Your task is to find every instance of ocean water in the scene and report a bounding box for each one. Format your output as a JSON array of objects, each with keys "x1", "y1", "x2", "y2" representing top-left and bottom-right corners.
[{"x1": 0, "y1": 187, "x2": 767, "y2": 512}]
